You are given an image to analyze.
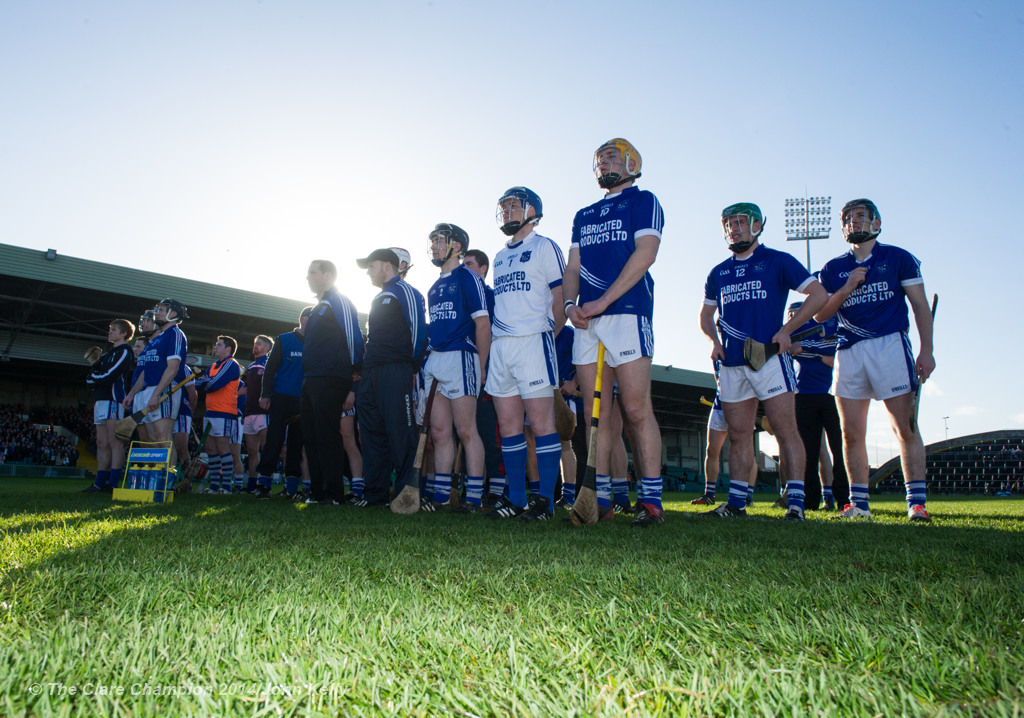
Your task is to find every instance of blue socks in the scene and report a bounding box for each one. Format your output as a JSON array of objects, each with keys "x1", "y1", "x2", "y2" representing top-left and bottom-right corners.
[
  {"x1": 823, "y1": 485, "x2": 833, "y2": 503},
  {"x1": 95, "y1": 469, "x2": 110, "y2": 489},
  {"x1": 728, "y1": 481, "x2": 747, "y2": 509},
  {"x1": 851, "y1": 483, "x2": 870, "y2": 511},
  {"x1": 704, "y1": 479, "x2": 716, "y2": 498},
  {"x1": 502, "y1": 433, "x2": 528, "y2": 508},
  {"x1": 787, "y1": 480, "x2": 805, "y2": 513},
  {"x1": 612, "y1": 477, "x2": 630, "y2": 505},
  {"x1": 596, "y1": 474, "x2": 612, "y2": 509},
  {"x1": 640, "y1": 476, "x2": 663, "y2": 511},
  {"x1": 285, "y1": 475, "x2": 299, "y2": 495},
  {"x1": 535, "y1": 433, "x2": 561, "y2": 506},
  {"x1": 465, "y1": 475, "x2": 484, "y2": 506},
  {"x1": 434, "y1": 473, "x2": 452, "y2": 503},
  {"x1": 905, "y1": 480, "x2": 926, "y2": 509},
  {"x1": 561, "y1": 482, "x2": 575, "y2": 505}
]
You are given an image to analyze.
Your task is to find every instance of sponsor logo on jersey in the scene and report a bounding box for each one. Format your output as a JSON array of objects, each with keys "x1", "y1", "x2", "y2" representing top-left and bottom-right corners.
[
  {"x1": 582, "y1": 208, "x2": 595, "y2": 216},
  {"x1": 617, "y1": 201, "x2": 628, "y2": 210},
  {"x1": 382, "y1": 297, "x2": 392, "y2": 305},
  {"x1": 876, "y1": 263, "x2": 887, "y2": 273},
  {"x1": 520, "y1": 251, "x2": 531, "y2": 263},
  {"x1": 754, "y1": 263, "x2": 765, "y2": 273}
]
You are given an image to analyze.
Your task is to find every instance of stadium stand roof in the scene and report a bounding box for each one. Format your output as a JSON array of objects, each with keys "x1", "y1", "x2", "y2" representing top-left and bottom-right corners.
[{"x1": 0, "y1": 241, "x2": 719, "y2": 446}]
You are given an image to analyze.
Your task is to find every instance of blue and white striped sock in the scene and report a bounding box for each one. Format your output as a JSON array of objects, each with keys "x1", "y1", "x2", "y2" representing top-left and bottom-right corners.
[
  {"x1": 535, "y1": 433, "x2": 561, "y2": 506},
  {"x1": 285, "y1": 476, "x2": 299, "y2": 495},
  {"x1": 488, "y1": 475, "x2": 506, "y2": 497},
  {"x1": 433, "y1": 473, "x2": 452, "y2": 503},
  {"x1": 220, "y1": 455, "x2": 232, "y2": 490},
  {"x1": 351, "y1": 476, "x2": 364, "y2": 498},
  {"x1": 206, "y1": 456, "x2": 222, "y2": 491},
  {"x1": 640, "y1": 476, "x2": 663, "y2": 511},
  {"x1": 787, "y1": 480, "x2": 805, "y2": 513},
  {"x1": 233, "y1": 473, "x2": 245, "y2": 492},
  {"x1": 823, "y1": 485, "x2": 833, "y2": 502},
  {"x1": 728, "y1": 480, "x2": 747, "y2": 509},
  {"x1": 423, "y1": 473, "x2": 436, "y2": 498},
  {"x1": 596, "y1": 474, "x2": 612, "y2": 509},
  {"x1": 612, "y1": 477, "x2": 630, "y2": 505},
  {"x1": 905, "y1": 480, "x2": 927, "y2": 509},
  {"x1": 465, "y1": 475, "x2": 484, "y2": 505},
  {"x1": 704, "y1": 479, "x2": 716, "y2": 498},
  {"x1": 851, "y1": 483, "x2": 870, "y2": 511},
  {"x1": 501, "y1": 434, "x2": 528, "y2": 508},
  {"x1": 302, "y1": 477, "x2": 311, "y2": 493},
  {"x1": 747, "y1": 484, "x2": 755, "y2": 502},
  {"x1": 561, "y1": 482, "x2": 575, "y2": 504}
]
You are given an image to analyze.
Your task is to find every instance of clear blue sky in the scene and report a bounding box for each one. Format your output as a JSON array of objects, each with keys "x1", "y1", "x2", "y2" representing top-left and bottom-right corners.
[{"x1": 2, "y1": 1, "x2": 1022, "y2": 463}]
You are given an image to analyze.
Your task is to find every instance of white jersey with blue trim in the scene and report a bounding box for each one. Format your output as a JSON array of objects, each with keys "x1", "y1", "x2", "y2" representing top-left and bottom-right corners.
[
  {"x1": 818, "y1": 242, "x2": 923, "y2": 350},
  {"x1": 570, "y1": 185, "x2": 664, "y2": 318},
  {"x1": 491, "y1": 231, "x2": 565, "y2": 338},
  {"x1": 427, "y1": 264, "x2": 489, "y2": 354},
  {"x1": 704, "y1": 244, "x2": 813, "y2": 368}
]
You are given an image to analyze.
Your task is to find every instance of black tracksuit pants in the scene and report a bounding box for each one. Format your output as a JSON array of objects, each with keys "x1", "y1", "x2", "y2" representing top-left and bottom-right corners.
[
  {"x1": 301, "y1": 376, "x2": 352, "y2": 501},
  {"x1": 796, "y1": 392, "x2": 850, "y2": 510},
  {"x1": 256, "y1": 393, "x2": 303, "y2": 479},
  {"x1": 357, "y1": 363, "x2": 418, "y2": 504}
]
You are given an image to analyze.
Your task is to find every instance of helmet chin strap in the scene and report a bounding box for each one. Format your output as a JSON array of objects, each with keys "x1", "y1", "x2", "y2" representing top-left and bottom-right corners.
[
  {"x1": 597, "y1": 171, "x2": 641, "y2": 190},
  {"x1": 728, "y1": 241, "x2": 754, "y2": 254}
]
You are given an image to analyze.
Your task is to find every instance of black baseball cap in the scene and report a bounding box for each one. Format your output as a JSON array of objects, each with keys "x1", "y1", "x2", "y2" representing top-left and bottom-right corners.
[{"x1": 356, "y1": 248, "x2": 400, "y2": 269}]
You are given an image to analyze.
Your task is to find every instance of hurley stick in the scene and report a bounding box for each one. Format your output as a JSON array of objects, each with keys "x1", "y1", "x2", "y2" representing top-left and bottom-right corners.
[{"x1": 571, "y1": 342, "x2": 606, "y2": 526}]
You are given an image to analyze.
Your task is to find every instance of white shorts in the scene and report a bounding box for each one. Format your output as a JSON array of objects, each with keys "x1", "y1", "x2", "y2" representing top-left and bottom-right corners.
[
  {"x1": 485, "y1": 333, "x2": 558, "y2": 399},
  {"x1": 708, "y1": 408, "x2": 727, "y2": 433},
  {"x1": 719, "y1": 355, "x2": 797, "y2": 403},
  {"x1": 133, "y1": 387, "x2": 181, "y2": 425},
  {"x1": 94, "y1": 400, "x2": 123, "y2": 425},
  {"x1": 205, "y1": 415, "x2": 241, "y2": 443},
  {"x1": 573, "y1": 314, "x2": 654, "y2": 368},
  {"x1": 174, "y1": 412, "x2": 192, "y2": 435},
  {"x1": 243, "y1": 414, "x2": 269, "y2": 435},
  {"x1": 835, "y1": 332, "x2": 917, "y2": 401},
  {"x1": 424, "y1": 350, "x2": 481, "y2": 400}
]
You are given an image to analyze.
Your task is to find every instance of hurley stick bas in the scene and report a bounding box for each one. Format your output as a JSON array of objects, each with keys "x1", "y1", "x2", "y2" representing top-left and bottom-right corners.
[
  {"x1": 571, "y1": 342, "x2": 606, "y2": 526},
  {"x1": 910, "y1": 293, "x2": 938, "y2": 434},
  {"x1": 114, "y1": 368, "x2": 202, "y2": 442},
  {"x1": 413, "y1": 379, "x2": 440, "y2": 471},
  {"x1": 743, "y1": 324, "x2": 825, "y2": 371}
]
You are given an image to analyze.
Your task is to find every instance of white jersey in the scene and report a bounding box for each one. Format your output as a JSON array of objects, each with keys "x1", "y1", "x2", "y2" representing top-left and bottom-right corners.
[{"x1": 491, "y1": 231, "x2": 566, "y2": 338}]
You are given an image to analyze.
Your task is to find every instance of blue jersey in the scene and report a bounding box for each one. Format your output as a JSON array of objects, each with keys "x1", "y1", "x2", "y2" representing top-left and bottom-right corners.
[
  {"x1": 491, "y1": 231, "x2": 565, "y2": 338},
  {"x1": 175, "y1": 360, "x2": 196, "y2": 417},
  {"x1": 818, "y1": 243, "x2": 923, "y2": 350},
  {"x1": 269, "y1": 330, "x2": 305, "y2": 398},
  {"x1": 137, "y1": 325, "x2": 187, "y2": 386},
  {"x1": 704, "y1": 244, "x2": 814, "y2": 368},
  {"x1": 793, "y1": 317, "x2": 838, "y2": 394},
  {"x1": 554, "y1": 325, "x2": 575, "y2": 385},
  {"x1": 427, "y1": 264, "x2": 489, "y2": 354},
  {"x1": 571, "y1": 185, "x2": 664, "y2": 318}
]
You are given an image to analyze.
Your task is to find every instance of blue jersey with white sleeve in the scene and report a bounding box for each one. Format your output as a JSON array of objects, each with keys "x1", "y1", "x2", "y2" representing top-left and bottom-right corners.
[
  {"x1": 570, "y1": 186, "x2": 664, "y2": 318},
  {"x1": 138, "y1": 325, "x2": 187, "y2": 386},
  {"x1": 818, "y1": 243, "x2": 923, "y2": 350},
  {"x1": 491, "y1": 231, "x2": 565, "y2": 338},
  {"x1": 427, "y1": 264, "x2": 489, "y2": 353},
  {"x1": 704, "y1": 244, "x2": 814, "y2": 368},
  {"x1": 793, "y1": 317, "x2": 838, "y2": 394}
]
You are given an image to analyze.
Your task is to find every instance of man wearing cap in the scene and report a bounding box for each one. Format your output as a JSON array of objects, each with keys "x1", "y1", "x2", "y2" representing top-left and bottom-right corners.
[
  {"x1": 302, "y1": 260, "x2": 364, "y2": 505},
  {"x1": 355, "y1": 248, "x2": 427, "y2": 513},
  {"x1": 254, "y1": 306, "x2": 312, "y2": 499}
]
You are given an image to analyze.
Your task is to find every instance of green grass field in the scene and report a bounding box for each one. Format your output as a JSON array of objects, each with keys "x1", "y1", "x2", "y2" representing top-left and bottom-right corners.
[{"x1": 2, "y1": 479, "x2": 1022, "y2": 717}]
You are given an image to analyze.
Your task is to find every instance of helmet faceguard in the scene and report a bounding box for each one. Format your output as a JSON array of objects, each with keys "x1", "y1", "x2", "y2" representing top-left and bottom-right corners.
[
  {"x1": 593, "y1": 138, "x2": 642, "y2": 190},
  {"x1": 428, "y1": 223, "x2": 470, "y2": 267},
  {"x1": 721, "y1": 202, "x2": 765, "y2": 254},
  {"x1": 138, "y1": 309, "x2": 157, "y2": 337},
  {"x1": 495, "y1": 187, "x2": 543, "y2": 237},
  {"x1": 841, "y1": 199, "x2": 881, "y2": 244}
]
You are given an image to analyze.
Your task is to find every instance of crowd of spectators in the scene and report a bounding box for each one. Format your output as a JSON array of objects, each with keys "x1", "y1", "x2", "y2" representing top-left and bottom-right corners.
[{"x1": 0, "y1": 404, "x2": 88, "y2": 466}]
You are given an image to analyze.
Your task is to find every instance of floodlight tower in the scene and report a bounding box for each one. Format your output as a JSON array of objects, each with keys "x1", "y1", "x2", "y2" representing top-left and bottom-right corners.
[{"x1": 785, "y1": 195, "x2": 832, "y2": 270}]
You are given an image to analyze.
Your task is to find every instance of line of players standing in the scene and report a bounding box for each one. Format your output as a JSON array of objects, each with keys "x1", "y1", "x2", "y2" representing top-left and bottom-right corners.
[{"x1": 82, "y1": 137, "x2": 935, "y2": 525}]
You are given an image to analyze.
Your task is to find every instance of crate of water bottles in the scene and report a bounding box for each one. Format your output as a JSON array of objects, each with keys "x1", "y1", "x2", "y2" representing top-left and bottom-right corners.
[{"x1": 112, "y1": 442, "x2": 175, "y2": 504}]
